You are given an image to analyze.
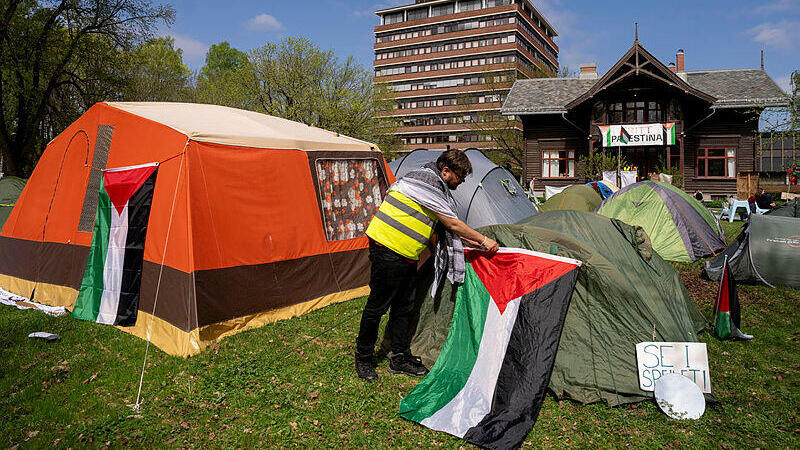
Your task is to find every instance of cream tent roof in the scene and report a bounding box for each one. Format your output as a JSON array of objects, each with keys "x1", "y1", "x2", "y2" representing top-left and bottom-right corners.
[{"x1": 104, "y1": 102, "x2": 378, "y2": 152}]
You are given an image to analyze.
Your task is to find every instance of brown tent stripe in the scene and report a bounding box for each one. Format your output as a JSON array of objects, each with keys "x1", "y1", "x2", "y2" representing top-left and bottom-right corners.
[
  {"x1": 0, "y1": 236, "x2": 88, "y2": 290},
  {"x1": 0, "y1": 235, "x2": 369, "y2": 333}
]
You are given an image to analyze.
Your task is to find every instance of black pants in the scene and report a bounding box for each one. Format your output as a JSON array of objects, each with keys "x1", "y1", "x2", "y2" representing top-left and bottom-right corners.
[{"x1": 356, "y1": 240, "x2": 417, "y2": 358}]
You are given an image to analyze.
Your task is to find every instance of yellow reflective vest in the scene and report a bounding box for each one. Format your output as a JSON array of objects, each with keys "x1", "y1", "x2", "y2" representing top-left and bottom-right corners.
[{"x1": 366, "y1": 190, "x2": 438, "y2": 260}]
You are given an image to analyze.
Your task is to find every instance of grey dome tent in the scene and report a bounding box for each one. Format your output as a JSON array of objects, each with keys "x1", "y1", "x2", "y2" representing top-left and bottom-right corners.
[
  {"x1": 407, "y1": 210, "x2": 706, "y2": 405},
  {"x1": 704, "y1": 213, "x2": 800, "y2": 288},
  {"x1": 765, "y1": 198, "x2": 800, "y2": 218},
  {"x1": 388, "y1": 149, "x2": 537, "y2": 228}
]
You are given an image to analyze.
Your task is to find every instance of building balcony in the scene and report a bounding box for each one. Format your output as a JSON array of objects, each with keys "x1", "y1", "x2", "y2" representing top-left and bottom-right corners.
[
  {"x1": 390, "y1": 81, "x2": 515, "y2": 100},
  {"x1": 379, "y1": 101, "x2": 505, "y2": 117},
  {"x1": 374, "y1": 3, "x2": 558, "y2": 53},
  {"x1": 375, "y1": 61, "x2": 533, "y2": 83},
  {"x1": 394, "y1": 121, "x2": 523, "y2": 134},
  {"x1": 375, "y1": 42, "x2": 518, "y2": 67}
]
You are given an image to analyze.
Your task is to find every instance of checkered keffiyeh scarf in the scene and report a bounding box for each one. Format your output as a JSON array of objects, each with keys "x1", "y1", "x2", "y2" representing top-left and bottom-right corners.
[{"x1": 390, "y1": 162, "x2": 465, "y2": 295}]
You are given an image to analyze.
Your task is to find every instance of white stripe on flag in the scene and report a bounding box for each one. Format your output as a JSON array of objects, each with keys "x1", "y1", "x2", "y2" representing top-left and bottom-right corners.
[
  {"x1": 420, "y1": 296, "x2": 521, "y2": 437},
  {"x1": 97, "y1": 205, "x2": 129, "y2": 325}
]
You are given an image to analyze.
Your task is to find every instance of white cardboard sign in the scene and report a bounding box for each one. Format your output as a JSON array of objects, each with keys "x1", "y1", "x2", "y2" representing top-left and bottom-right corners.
[{"x1": 636, "y1": 342, "x2": 711, "y2": 393}]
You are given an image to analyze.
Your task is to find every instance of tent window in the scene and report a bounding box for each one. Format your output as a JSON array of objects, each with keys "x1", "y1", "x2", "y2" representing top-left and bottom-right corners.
[
  {"x1": 541, "y1": 150, "x2": 575, "y2": 178},
  {"x1": 315, "y1": 159, "x2": 387, "y2": 241},
  {"x1": 78, "y1": 125, "x2": 114, "y2": 232}
]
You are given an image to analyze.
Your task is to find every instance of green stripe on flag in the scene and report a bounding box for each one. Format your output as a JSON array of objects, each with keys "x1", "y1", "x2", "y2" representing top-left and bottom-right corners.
[
  {"x1": 71, "y1": 181, "x2": 112, "y2": 321},
  {"x1": 714, "y1": 311, "x2": 732, "y2": 339},
  {"x1": 399, "y1": 264, "x2": 491, "y2": 422}
]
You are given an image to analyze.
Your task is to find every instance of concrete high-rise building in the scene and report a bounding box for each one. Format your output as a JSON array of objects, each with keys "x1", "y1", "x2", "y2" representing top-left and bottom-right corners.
[{"x1": 374, "y1": 0, "x2": 559, "y2": 153}]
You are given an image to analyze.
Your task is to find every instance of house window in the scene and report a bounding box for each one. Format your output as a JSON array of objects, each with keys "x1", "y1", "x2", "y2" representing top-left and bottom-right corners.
[
  {"x1": 625, "y1": 101, "x2": 645, "y2": 123},
  {"x1": 647, "y1": 102, "x2": 663, "y2": 122},
  {"x1": 609, "y1": 103, "x2": 623, "y2": 124},
  {"x1": 542, "y1": 150, "x2": 576, "y2": 178},
  {"x1": 697, "y1": 148, "x2": 736, "y2": 178},
  {"x1": 315, "y1": 159, "x2": 387, "y2": 241}
]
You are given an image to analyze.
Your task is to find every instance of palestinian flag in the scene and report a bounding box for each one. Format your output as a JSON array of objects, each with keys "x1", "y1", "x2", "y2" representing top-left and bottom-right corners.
[
  {"x1": 618, "y1": 126, "x2": 631, "y2": 145},
  {"x1": 399, "y1": 248, "x2": 581, "y2": 449},
  {"x1": 712, "y1": 256, "x2": 753, "y2": 340},
  {"x1": 663, "y1": 122, "x2": 677, "y2": 145},
  {"x1": 72, "y1": 163, "x2": 158, "y2": 326}
]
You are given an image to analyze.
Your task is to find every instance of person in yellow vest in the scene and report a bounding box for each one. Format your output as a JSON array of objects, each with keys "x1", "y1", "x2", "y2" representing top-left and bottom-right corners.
[{"x1": 355, "y1": 150, "x2": 499, "y2": 381}]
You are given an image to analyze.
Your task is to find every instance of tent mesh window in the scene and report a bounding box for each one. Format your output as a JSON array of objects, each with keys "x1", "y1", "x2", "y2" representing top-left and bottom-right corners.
[
  {"x1": 315, "y1": 159, "x2": 387, "y2": 241},
  {"x1": 78, "y1": 125, "x2": 114, "y2": 232}
]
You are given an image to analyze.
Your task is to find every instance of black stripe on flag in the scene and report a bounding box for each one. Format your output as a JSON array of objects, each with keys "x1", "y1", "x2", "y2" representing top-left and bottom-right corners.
[
  {"x1": 463, "y1": 267, "x2": 580, "y2": 450},
  {"x1": 115, "y1": 170, "x2": 157, "y2": 326}
]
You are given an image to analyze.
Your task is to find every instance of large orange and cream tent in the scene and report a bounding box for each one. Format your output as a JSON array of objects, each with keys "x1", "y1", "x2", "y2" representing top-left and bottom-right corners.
[{"x1": 0, "y1": 102, "x2": 393, "y2": 356}]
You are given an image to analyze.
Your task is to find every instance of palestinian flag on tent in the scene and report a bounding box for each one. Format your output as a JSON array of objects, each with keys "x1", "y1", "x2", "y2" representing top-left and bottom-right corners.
[
  {"x1": 399, "y1": 248, "x2": 581, "y2": 449},
  {"x1": 712, "y1": 256, "x2": 753, "y2": 340},
  {"x1": 72, "y1": 163, "x2": 158, "y2": 326}
]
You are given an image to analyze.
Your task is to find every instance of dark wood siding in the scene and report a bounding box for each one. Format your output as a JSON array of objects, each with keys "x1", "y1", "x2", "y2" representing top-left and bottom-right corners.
[
  {"x1": 684, "y1": 109, "x2": 758, "y2": 196},
  {"x1": 522, "y1": 115, "x2": 584, "y2": 190}
]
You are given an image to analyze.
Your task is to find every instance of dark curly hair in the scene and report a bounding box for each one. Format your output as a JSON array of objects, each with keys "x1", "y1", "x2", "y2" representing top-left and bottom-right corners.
[{"x1": 436, "y1": 149, "x2": 473, "y2": 177}]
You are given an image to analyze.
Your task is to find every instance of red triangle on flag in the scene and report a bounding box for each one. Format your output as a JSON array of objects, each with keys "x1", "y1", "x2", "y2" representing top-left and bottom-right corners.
[
  {"x1": 466, "y1": 249, "x2": 580, "y2": 314},
  {"x1": 104, "y1": 164, "x2": 157, "y2": 215}
]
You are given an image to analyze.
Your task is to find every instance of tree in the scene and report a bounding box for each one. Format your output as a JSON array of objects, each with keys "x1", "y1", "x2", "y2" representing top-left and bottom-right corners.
[
  {"x1": 244, "y1": 37, "x2": 391, "y2": 150},
  {"x1": 193, "y1": 41, "x2": 254, "y2": 110},
  {"x1": 123, "y1": 37, "x2": 191, "y2": 102},
  {"x1": 0, "y1": 0, "x2": 175, "y2": 177}
]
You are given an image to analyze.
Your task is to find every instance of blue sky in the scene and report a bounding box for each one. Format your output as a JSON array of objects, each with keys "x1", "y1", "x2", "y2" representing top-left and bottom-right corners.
[{"x1": 162, "y1": 0, "x2": 799, "y2": 92}]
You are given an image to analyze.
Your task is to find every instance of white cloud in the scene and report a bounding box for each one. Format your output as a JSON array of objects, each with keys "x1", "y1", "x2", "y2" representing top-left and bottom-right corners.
[
  {"x1": 157, "y1": 31, "x2": 209, "y2": 69},
  {"x1": 748, "y1": 20, "x2": 800, "y2": 51},
  {"x1": 245, "y1": 13, "x2": 284, "y2": 31},
  {"x1": 775, "y1": 75, "x2": 791, "y2": 93},
  {"x1": 754, "y1": 0, "x2": 800, "y2": 15}
]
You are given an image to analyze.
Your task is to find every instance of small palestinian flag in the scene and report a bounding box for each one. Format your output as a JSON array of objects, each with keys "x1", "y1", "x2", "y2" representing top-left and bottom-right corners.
[
  {"x1": 712, "y1": 256, "x2": 753, "y2": 340},
  {"x1": 619, "y1": 126, "x2": 631, "y2": 145},
  {"x1": 399, "y1": 248, "x2": 581, "y2": 450},
  {"x1": 72, "y1": 163, "x2": 158, "y2": 326}
]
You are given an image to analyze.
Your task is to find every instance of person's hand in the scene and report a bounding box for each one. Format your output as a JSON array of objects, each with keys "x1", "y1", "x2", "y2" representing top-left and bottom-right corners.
[{"x1": 482, "y1": 237, "x2": 499, "y2": 255}]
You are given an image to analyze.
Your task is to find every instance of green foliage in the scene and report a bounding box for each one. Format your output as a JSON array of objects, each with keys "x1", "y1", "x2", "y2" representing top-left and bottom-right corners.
[
  {"x1": 0, "y1": 0, "x2": 175, "y2": 177},
  {"x1": 580, "y1": 150, "x2": 630, "y2": 180},
  {"x1": 122, "y1": 37, "x2": 192, "y2": 102}
]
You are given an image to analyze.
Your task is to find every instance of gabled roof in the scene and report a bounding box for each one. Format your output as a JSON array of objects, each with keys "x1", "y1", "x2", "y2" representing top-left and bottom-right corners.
[
  {"x1": 683, "y1": 69, "x2": 787, "y2": 108},
  {"x1": 565, "y1": 41, "x2": 716, "y2": 109},
  {"x1": 500, "y1": 78, "x2": 597, "y2": 115},
  {"x1": 104, "y1": 102, "x2": 378, "y2": 152},
  {"x1": 501, "y1": 42, "x2": 790, "y2": 116}
]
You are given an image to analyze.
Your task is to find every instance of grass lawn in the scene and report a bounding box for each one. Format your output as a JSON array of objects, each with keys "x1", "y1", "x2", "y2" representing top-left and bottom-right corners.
[{"x1": 1, "y1": 220, "x2": 798, "y2": 448}]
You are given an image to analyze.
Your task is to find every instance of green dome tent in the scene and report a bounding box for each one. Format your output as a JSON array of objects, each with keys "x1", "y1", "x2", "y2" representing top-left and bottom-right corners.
[
  {"x1": 704, "y1": 213, "x2": 800, "y2": 288},
  {"x1": 538, "y1": 184, "x2": 602, "y2": 212},
  {"x1": 407, "y1": 210, "x2": 706, "y2": 405},
  {"x1": 595, "y1": 181, "x2": 726, "y2": 262},
  {"x1": 0, "y1": 176, "x2": 26, "y2": 229}
]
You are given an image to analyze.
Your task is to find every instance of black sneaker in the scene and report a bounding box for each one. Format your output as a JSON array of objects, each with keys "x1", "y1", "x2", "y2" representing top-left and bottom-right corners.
[
  {"x1": 388, "y1": 353, "x2": 429, "y2": 377},
  {"x1": 355, "y1": 356, "x2": 378, "y2": 382}
]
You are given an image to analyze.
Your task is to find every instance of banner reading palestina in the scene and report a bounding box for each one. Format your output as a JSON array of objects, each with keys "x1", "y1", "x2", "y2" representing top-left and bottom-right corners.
[
  {"x1": 72, "y1": 163, "x2": 158, "y2": 327},
  {"x1": 599, "y1": 122, "x2": 677, "y2": 147},
  {"x1": 399, "y1": 248, "x2": 581, "y2": 450}
]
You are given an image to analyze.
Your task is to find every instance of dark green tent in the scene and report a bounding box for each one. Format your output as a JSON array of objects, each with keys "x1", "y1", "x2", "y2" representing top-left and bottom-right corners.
[
  {"x1": 704, "y1": 213, "x2": 800, "y2": 288},
  {"x1": 539, "y1": 185, "x2": 602, "y2": 212},
  {"x1": 765, "y1": 198, "x2": 800, "y2": 218},
  {"x1": 408, "y1": 210, "x2": 706, "y2": 405},
  {"x1": 0, "y1": 177, "x2": 25, "y2": 229}
]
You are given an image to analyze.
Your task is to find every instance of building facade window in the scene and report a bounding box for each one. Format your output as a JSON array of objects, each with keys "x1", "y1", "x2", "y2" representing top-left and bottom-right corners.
[
  {"x1": 431, "y1": 3, "x2": 455, "y2": 17},
  {"x1": 385, "y1": 12, "x2": 404, "y2": 25},
  {"x1": 407, "y1": 7, "x2": 428, "y2": 21},
  {"x1": 459, "y1": 0, "x2": 482, "y2": 13},
  {"x1": 606, "y1": 101, "x2": 665, "y2": 124},
  {"x1": 542, "y1": 150, "x2": 575, "y2": 178},
  {"x1": 697, "y1": 148, "x2": 736, "y2": 178}
]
